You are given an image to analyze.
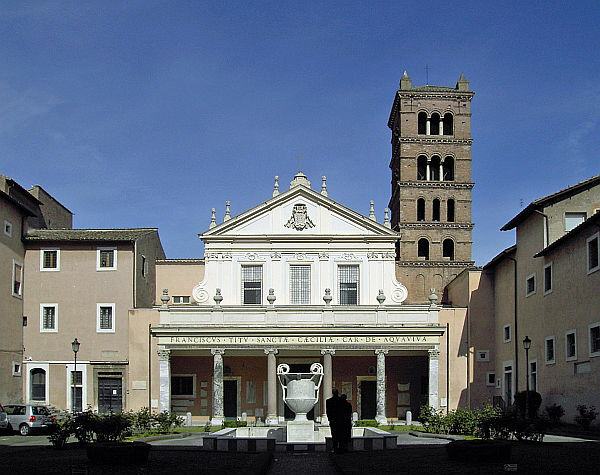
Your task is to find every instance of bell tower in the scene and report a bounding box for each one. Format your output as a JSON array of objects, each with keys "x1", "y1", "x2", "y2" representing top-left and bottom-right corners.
[{"x1": 388, "y1": 71, "x2": 475, "y2": 303}]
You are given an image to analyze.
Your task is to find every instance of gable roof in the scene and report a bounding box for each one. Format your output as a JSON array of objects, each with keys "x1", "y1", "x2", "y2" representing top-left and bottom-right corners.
[
  {"x1": 534, "y1": 212, "x2": 600, "y2": 258},
  {"x1": 482, "y1": 245, "x2": 517, "y2": 270},
  {"x1": 24, "y1": 228, "x2": 159, "y2": 242},
  {"x1": 501, "y1": 174, "x2": 600, "y2": 231},
  {"x1": 201, "y1": 183, "x2": 397, "y2": 239}
]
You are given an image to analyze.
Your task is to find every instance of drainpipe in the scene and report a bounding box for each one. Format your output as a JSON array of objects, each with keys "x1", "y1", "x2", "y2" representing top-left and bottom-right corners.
[
  {"x1": 148, "y1": 323, "x2": 152, "y2": 410},
  {"x1": 507, "y1": 256, "x2": 518, "y2": 399},
  {"x1": 533, "y1": 209, "x2": 550, "y2": 248}
]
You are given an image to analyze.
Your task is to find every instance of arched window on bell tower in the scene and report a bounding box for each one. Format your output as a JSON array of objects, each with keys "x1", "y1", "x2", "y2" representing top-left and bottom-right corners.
[
  {"x1": 443, "y1": 113, "x2": 453, "y2": 135},
  {"x1": 430, "y1": 156, "x2": 441, "y2": 181},
  {"x1": 417, "y1": 198, "x2": 425, "y2": 221},
  {"x1": 432, "y1": 199, "x2": 441, "y2": 221},
  {"x1": 418, "y1": 112, "x2": 427, "y2": 135},
  {"x1": 418, "y1": 238, "x2": 430, "y2": 260},
  {"x1": 443, "y1": 157, "x2": 454, "y2": 181},
  {"x1": 417, "y1": 155, "x2": 428, "y2": 181},
  {"x1": 447, "y1": 199, "x2": 456, "y2": 222},
  {"x1": 443, "y1": 239, "x2": 455, "y2": 260},
  {"x1": 430, "y1": 113, "x2": 440, "y2": 135}
]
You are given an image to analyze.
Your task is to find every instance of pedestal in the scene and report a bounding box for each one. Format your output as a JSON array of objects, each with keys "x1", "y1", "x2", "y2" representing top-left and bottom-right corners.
[{"x1": 286, "y1": 420, "x2": 316, "y2": 443}]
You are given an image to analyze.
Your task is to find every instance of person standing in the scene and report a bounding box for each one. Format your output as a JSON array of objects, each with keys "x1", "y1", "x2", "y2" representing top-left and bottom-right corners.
[
  {"x1": 338, "y1": 394, "x2": 353, "y2": 453},
  {"x1": 326, "y1": 388, "x2": 341, "y2": 452}
]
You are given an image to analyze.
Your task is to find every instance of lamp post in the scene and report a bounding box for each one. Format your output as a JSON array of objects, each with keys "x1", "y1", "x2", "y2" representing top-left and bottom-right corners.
[
  {"x1": 71, "y1": 338, "x2": 80, "y2": 413},
  {"x1": 523, "y1": 336, "x2": 531, "y2": 419}
]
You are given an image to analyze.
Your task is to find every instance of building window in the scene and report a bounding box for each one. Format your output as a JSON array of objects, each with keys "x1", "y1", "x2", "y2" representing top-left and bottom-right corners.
[
  {"x1": 475, "y1": 350, "x2": 490, "y2": 362},
  {"x1": 173, "y1": 296, "x2": 190, "y2": 304},
  {"x1": 40, "y1": 249, "x2": 60, "y2": 271},
  {"x1": 417, "y1": 198, "x2": 425, "y2": 221},
  {"x1": 432, "y1": 199, "x2": 441, "y2": 221},
  {"x1": 526, "y1": 274, "x2": 536, "y2": 296},
  {"x1": 545, "y1": 336, "x2": 555, "y2": 364},
  {"x1": 447, "y1": 199, "x2": 455, "y2": 222},
  {"x1": 4, "y1": 220, "x2": 13, "y2": 237},
  {"x1": 290, "y1": 265, "x2": 311, "y2": 305},
  {"x1": 442, "y1": 113, "x2": 453, "y2": 135},
  {"x1": 417, "y1": 156, "x2": 427, "y2": 181},
  {"x1": 442, "y1": 157, "x2": 454, "y2": 181},
  {"x1": 543, "y1": 263, "x2": 553, "y2": 294},
  {"x1": 429, "y1": 156, "x2": 441, "y2": 181},
  {"x1": 589, "y1": 323, "x2": 600, "y2": 357},
  {"x1": 442, "y1": 239, "x2": 455, "y2": 260},
  {"x1": 171, "y1": 375, "x2": 195, "y2": 397},
  {"x1": 40, "y1": 304, "x2": 58, "y2": 332},
  {"x1": 503, "y1": 363, "x2": 513, "y2": 404},
  {"x1": 417, "y1": 238, "x2": 430, "y2": 260},
  {"x1": 565, "y1": 330, "x2": 577, "y2": 361},
  {"x1": 97, "y1": 303, "x2": 115, "y2": 332},
  {"x1": 12, "y1": 260, "x2": 23, "y2": 297},
  {"x1": 97, "y1": 248, "x2": 117, "y2": 270},
  {"x1": 587, "y1": 233, "x2": 599, "y2": 274},
  {"x1": 564, "y1": 212, "x2": 586, "y2": 232},
  {"x1": 486, "y1": 372, "x2": 495, "y2": 387},
  {"x1": 71, "y1": 370, "x2": 83, "y2": 412},
  {"x1": 30, "y1": 368, "x2": 46, "y2": 401},
  {"x1": 503, "y1": 324, "x2": 511, "y2": 343},
  {"x1": 338, "y1": 265, "x2": 359, "y2": 305},
  {"x1": 430, "y1": 113, "x2": 440, "y2": 135},
  {"x1": 530, "y1": 361, "x2": 537, "y2": 392},
  {"x1": 241, "y1": 265, "x2": 262, "y2": 304},
  {"x1": 141, "y1": 255, "x2": 147, "y2": 277},
  {"x1": 417, "y1": 112, "x2": 427, "y2": 135},
  {"x1": 12, "y1": 362, "x2": 21, "y2": 377}
]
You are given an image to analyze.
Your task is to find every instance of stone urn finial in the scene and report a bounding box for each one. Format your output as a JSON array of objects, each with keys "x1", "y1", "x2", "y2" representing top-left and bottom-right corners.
[
  {"x1": 377, "y1": 289, "x2": 386, "y2": 305},
  {"x1": 273, "y1": 176, "x2": 280, "y2": 197},
  {"x1": 224, "y1": 201, "x2": 231, "y2": 221},
  {"x1": 383, "y1": 208, "x2": 391, "y2": 228},
  {"x1": 214, "y1": 288, "x2": 223, "y2": 306},
  {"x1": 209, "y1": 208, "x2": 217, "y2": 229},
  {"x1": 161, "y1": 288, "x2": 170, "y2": 307},
  {"x1": 369, "y1": 200, "x2": 376, "y2": 221},
  {"x1": 323, "y1": 288, "x2": 332, "y2": 305},
  {"x1": 428, "y1": 288, "x2": 438, "y2": 306},
  {"x1": 267, "y1": 288, "x2": 276, "y2": 305},
  {"x1": 321, "y1": 176, "x2": 328, "y2": 196}
]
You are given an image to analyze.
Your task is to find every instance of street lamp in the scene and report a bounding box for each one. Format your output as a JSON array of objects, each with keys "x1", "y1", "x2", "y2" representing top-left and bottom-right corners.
[
  {"x1": 71, "y1": 338, "x2": 80, "y2": 413},
  {"x1": 523, "y1": 336, "x2": 531, "y2": 419}
]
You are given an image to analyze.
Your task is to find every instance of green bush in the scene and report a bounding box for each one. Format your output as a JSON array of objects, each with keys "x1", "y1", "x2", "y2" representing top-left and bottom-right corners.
[
  {"x1": 545, "y1": 404, "x2": 565, "y2": 425},
  {"x1": 48, "y1": 413, "x2": 74, "y2": 449},
  {"x1": 72, "y1": 409, "x2": 97, "y2": 446},
  {"x1": 447, "y1": 408, "x2": 478, "y2": 435},
  {"x1": 153, "y1": 410, "x2": 183, "y2": 433},
  {"x1": 419, "y1": 405, "x2": 449, "y2": 434},
  {"x1": 93, "y1": 412, "x2": 133, "y2": 442},
  {"x1": 574, "y1": 405, "x2": 598, "y2": 430},
  {"x1": 354, "y1": 419, "x2": 379, "y2": 427},
  {"x1": 514, "y1": 391, "x2": 542, "y2": 419},
  {"x1": 132, "y1": 407, "x2": 153, "y2": 433}
]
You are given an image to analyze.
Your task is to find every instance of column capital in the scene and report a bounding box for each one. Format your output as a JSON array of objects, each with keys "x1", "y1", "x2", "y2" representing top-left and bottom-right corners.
[
  {"x1": 320, "y1": 349, "x2": 336, "y2": 356},
  {"x1": 428, "y1": 348, "x2": 440, "y2": 359},
  {"x1": 375, "y1": 349, "x2": 389, "y2": 355},
  {"x1": 264, "y1": 348, "x2": 279, "y2": 355},
  {"x1": 157, "y1": 348, "x2": 171, "y2": 360},
  {"x1": 211, "y1": 348, "x2": 225, "y2": 356}
]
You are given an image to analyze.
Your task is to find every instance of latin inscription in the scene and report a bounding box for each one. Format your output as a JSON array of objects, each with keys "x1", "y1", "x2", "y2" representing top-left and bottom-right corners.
[{"x1": 161, "y1": 335, "x2": 434, "y2": 346}]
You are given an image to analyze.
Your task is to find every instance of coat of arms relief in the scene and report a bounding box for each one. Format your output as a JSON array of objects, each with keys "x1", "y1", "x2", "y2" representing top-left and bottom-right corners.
[{"x1": 285, "y1": 204, "x2": 315, "y2": 230}]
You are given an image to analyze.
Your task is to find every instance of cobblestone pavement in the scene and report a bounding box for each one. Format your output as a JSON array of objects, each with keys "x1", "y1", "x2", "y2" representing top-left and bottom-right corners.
[{"x1": 268, "y1": 452, "x2": 337, "y2": 475}]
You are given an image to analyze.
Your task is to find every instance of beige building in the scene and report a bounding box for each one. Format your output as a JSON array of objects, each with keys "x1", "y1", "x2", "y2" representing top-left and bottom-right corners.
[{"x1": 22, "y1": 229, "x2": 165, "y2": 412}]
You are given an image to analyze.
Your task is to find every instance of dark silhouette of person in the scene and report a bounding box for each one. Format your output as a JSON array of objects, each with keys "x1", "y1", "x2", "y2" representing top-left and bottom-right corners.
[
  {"x1": 338, "y1": 394, "x2": 353, "y2": 453},
  {"x1": 326, "y1": 388, "x2": 341, "y2": 452}
]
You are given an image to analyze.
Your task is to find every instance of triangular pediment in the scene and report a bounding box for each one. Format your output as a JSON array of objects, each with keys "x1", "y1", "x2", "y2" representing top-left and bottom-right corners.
[{"x1": 202, "y1": 185, "x2": 397, "y2": 240}]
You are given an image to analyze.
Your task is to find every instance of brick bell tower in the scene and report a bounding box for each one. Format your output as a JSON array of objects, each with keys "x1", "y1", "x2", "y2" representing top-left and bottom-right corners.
[{"x1": 388, "y1": 71, "x2": 475, "y2": 303}]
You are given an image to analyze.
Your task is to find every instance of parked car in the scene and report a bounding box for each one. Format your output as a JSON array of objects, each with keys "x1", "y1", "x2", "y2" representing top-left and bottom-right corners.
[
  {"x1": 0, "y1": 404, "x2": 8, "y2": 433},
  {"x1": 3, "y1": 404, "x2": 54, "y2": 435}
]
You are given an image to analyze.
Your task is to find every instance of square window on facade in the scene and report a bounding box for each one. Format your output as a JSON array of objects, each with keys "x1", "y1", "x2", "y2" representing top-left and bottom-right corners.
[
  {"x1": 12, "y1": 362, "x2": 21, "y2": 377},
  {"x1": 173, "y1": 296, "x2": 190, "y2": 304},
  {"x1": 503, "y1": 325, "x2": 511, "y2": 343},
  {"x1": 97, "y1": 304, "x2": 115, "y2": 332},
  {"x1": 12, "y1": 261, "x2": 22, "y2": 297},
  {"x1": 41, "y1": 305, "x2": 57, "y2": 332},
  {"x1": 486, "y1": 372, "x2": 495, "y2": 386},
  {"x1": 171, "y1": 375, "x2": 194, "y2": 396},
  {"x1": 98, "y1": 249, "x2": 116, "y2": 270},
  {"x1": 566, "y1": 331, "x2": 577, "y2": 361},
  {"x1": 476, "y1": 350, "x2": 490, "y2": 362},
  {"x1": 565, "y1": 212, "x2": 586, "y2": 232},
  {"x1": 338, "y1": 265, "x2": 359, "y2": 305},
  {"x1": 588, "y1": 235, "x2": 599, "y2": 273},
  {"x1": 530, "y1": 361, "x2": 537, "y2": 392},
  {"x1": 4, "y1": 220, "x2": 13, "y2": 237},
  {"x1": 290, "y1": 265, "x2": 311, "y2": 305},
  {"x1": 41, "y1": 250, "x2": 59, "y2": 270},
  {"x1": 590, "y1": 324, "x2": 600, "y2": 357},
  {"x1": 544, "y1": 264, "x2": 552, "y2": 294},
  {"x1": 526, "y1": 274, "x2": 536, "y2": 296},
  {"x1": 242, "y1": 265, "x2": 262, "y2": 304},
  {"x1": 545, "y1": 337, "x2": 555, "y2": 364}
]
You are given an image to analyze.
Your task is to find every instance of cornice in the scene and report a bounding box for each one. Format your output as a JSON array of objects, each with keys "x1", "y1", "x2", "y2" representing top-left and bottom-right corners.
[
  {"x1": 397, "y1": 181, "x2": 475, "y2": 190},
  {"x1": 399, "y1": 222, "x2": 474, "y2": 230},
  {"x1": 398, "y1": 137, "x2": 473, "y2": 145},
  {"x1": 397, "y1": 91, "x2": 474, "y2": 100},
  {"x1": 396, "y1": 260, "x2": 474, "y2": 268}
]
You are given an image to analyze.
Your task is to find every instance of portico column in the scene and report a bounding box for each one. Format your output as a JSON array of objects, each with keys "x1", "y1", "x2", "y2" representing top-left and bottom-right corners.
[
  {"x1": 158, "y1": 348, "x2": 171, "y2": 413},
  {"x1": 321, "y1": 349, "x2": 335, "y2": 424},
  {"x1": 439, "y1": 159, "x2": 444, "y2": 181},
  {"x1": 426, "y1": 117, "x2": 431, "y2": 135},
  {"x1": 375, "y1": 349, "x2": 388, "y2": 424},
  {"x1": 426, "y1": 159, "x2": 431, "y2": 181},
  {"x1": 264, "y1": 348, "x2": 279, "y2": 425},
  {"x1": 439, "y1": 119, "x2": 444, "y2": 135},
  {"x1": 428, "y1": 347, "x2": 440, "y2": 409},
  {"x1": 211, "y1": 349, "x2": 225, "y2": 425}
]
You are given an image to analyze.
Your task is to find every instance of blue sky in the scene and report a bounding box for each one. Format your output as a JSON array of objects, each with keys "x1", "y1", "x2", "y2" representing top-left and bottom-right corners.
[{"x1": 1, "y1": 1, "x2": 599, "y2": 264}]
